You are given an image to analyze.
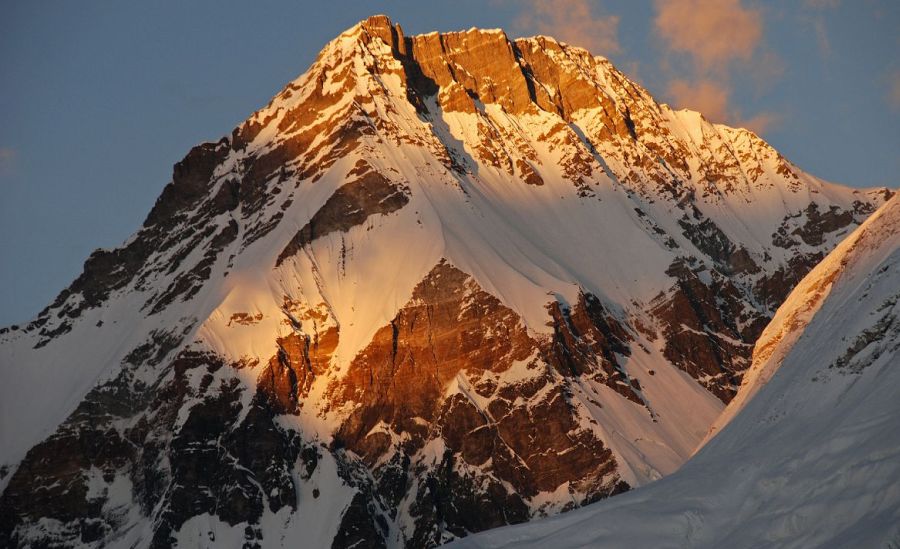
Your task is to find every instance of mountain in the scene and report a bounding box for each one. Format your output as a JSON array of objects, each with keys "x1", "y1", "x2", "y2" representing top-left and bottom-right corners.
[
  {"x1": 0, "y1": 15, "x2": 892, "y2": 548},
  {"x1": 452, "y1": 193, "x2": 900, "y2": 549}
]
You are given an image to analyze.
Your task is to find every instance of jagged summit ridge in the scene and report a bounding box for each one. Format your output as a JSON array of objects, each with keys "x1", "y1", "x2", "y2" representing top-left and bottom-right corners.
[
  {"x1": 0, "y1": 15, "x2": 893, "y2": 549},
  {"x1": 251, "y1": 14, "x2": 809, "y2": 201}
]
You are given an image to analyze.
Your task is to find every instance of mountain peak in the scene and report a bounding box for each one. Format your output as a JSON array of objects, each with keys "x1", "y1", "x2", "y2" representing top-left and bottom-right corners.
[
  {"x1": 237, "y1": 15, "x2": 857, "y2": 205},
  {"x1": 0, "y1": 15, "x2": 894, "y2": 549}
]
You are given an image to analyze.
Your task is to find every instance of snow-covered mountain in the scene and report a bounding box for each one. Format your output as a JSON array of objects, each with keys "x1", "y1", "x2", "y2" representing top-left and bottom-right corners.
[
  {"x1": 452, "y1": 193, "x2": 900, "y2": 549},
  {"x1": 0, "y1": 15, "x2": 892, "y2": 548}
]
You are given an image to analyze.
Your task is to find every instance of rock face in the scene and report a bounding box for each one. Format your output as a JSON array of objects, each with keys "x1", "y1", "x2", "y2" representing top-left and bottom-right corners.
[
  {"x1": 0, "y1": 15, "x2": 892, "y2": 549},
  {"x1": 331, "y1": 262, "x2": 628, "y2": 545}
]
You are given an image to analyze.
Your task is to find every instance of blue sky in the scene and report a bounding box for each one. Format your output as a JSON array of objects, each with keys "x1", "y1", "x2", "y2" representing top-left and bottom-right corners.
[{"x1": 1, "y1": 1, "x2": 898, "y2": 325}]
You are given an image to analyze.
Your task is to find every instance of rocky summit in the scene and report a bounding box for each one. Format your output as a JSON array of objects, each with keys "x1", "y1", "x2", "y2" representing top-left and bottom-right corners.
[{"x1": 0, "y1": 15, "x2": 893, "y2": 549}]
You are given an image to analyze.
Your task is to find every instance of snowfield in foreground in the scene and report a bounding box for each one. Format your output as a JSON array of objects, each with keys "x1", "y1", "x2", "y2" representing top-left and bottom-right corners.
[{"x1": 452, "y1": 194, "x2": 900, "y2": 549}]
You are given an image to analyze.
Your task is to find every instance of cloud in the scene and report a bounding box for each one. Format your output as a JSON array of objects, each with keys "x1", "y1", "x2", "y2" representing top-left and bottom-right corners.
[
  {"x1": 513, "y1": 0, "x2": 620, "y2": 55},
  {"x1": 0, "y1": 148, "x2": 15, "y2": 176},
  {"x1": 804, "y1": 0, "x2": 840, "y2": 9},
  {"x1": 667, "y1": 79, "x2": 780, "y2": 134},
  {"x1": 654, "y1": 0, "x2": 762, "y2": 73},
  {"x1": 667, "y1": 79, "x2": 731, "y2": 123},
  {"x1": 509, "y1": 0, "x2": 781, "y2": 134},
  {"x1": 746, "y1": 50, "x2": 786, "y2": 94},
  {"x1": 653, "y1": 0, "x2": 781, "y2": 134},
  {"x1": 812, "y1": 18, "x2": 831, "y2": 57},
  {"x1": 737, "y1": 111, "x2": 781, "y2": 135},
  {"x1": 800, "y1": 0, "x2": 839, "y2": 58},
  {"x1": 888, "y1": 71, "x2": 900, "y2": 112}
]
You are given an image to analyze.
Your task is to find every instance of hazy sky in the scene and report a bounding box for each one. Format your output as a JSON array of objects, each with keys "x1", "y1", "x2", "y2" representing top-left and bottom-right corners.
[{"x1": 1, "y1": 1, "x2": 898, "y2": 325}]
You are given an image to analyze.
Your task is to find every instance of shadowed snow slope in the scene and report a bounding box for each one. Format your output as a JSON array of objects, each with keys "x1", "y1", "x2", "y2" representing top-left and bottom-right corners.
[{"x1": 452, "y1": 194, "x2": 900, "y2": 549}]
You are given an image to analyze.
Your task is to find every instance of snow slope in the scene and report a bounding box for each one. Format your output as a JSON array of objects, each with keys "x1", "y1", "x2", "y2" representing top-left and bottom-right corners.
[{"x1": 451, "y1": 193, "x2": 900, "y2": 549}]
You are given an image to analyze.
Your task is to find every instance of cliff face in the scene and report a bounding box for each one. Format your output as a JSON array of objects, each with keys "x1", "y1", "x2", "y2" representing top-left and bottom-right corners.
[{"x1": 0, "y1": 15, "x2": 892, "y2": 548}]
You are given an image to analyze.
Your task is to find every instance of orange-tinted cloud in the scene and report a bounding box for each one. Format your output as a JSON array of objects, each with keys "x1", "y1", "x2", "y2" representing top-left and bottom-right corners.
[
  {"x1": 514, "y1": 0, "x2": 620, "y2": 55},
  {"x1": 0, "y1": 148, "x2": 15, "y2": 176},
  {"x1": 667, "y1": 79, "x2": 731, "y2": 123},
  {"x1": 737, "y1": 111, "x2": 781, "y2": 135},
  {"x1": 888, "y1": 70, "x2": 900, "y2": 111},
  {"x1": 801, "y1": 0, "x2": 839, "y2": 58},
  {"x1": 804, "y1": 0, "x2": 840, "y2": 8},
  {"x1": 653, "y1": 0, "x2": 781, "y2": 134},
  {"x1": 812, "y1": 18, "x2": 831, "y2": 57},
  {"x1": 746, "y1": 50, "x2": 786, "y2": 93},
  {"x1": 667, "y1": 79, "x2": 781, "y2": 134},
  {"x1": 654, "y1": 0, "x2": 762, "y2": 72}
]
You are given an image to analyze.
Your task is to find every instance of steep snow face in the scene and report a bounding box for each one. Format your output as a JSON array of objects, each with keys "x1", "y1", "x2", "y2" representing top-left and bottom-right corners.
[
  {"x1": 704, "y1": 191, "x2": 900, "y2": 444},
  {"x1": 452, "y1": 194, "x2": 900, "y2": 549},
  {"x1": 0, "y1": 14, "x2": 893, "y2": 549}
]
